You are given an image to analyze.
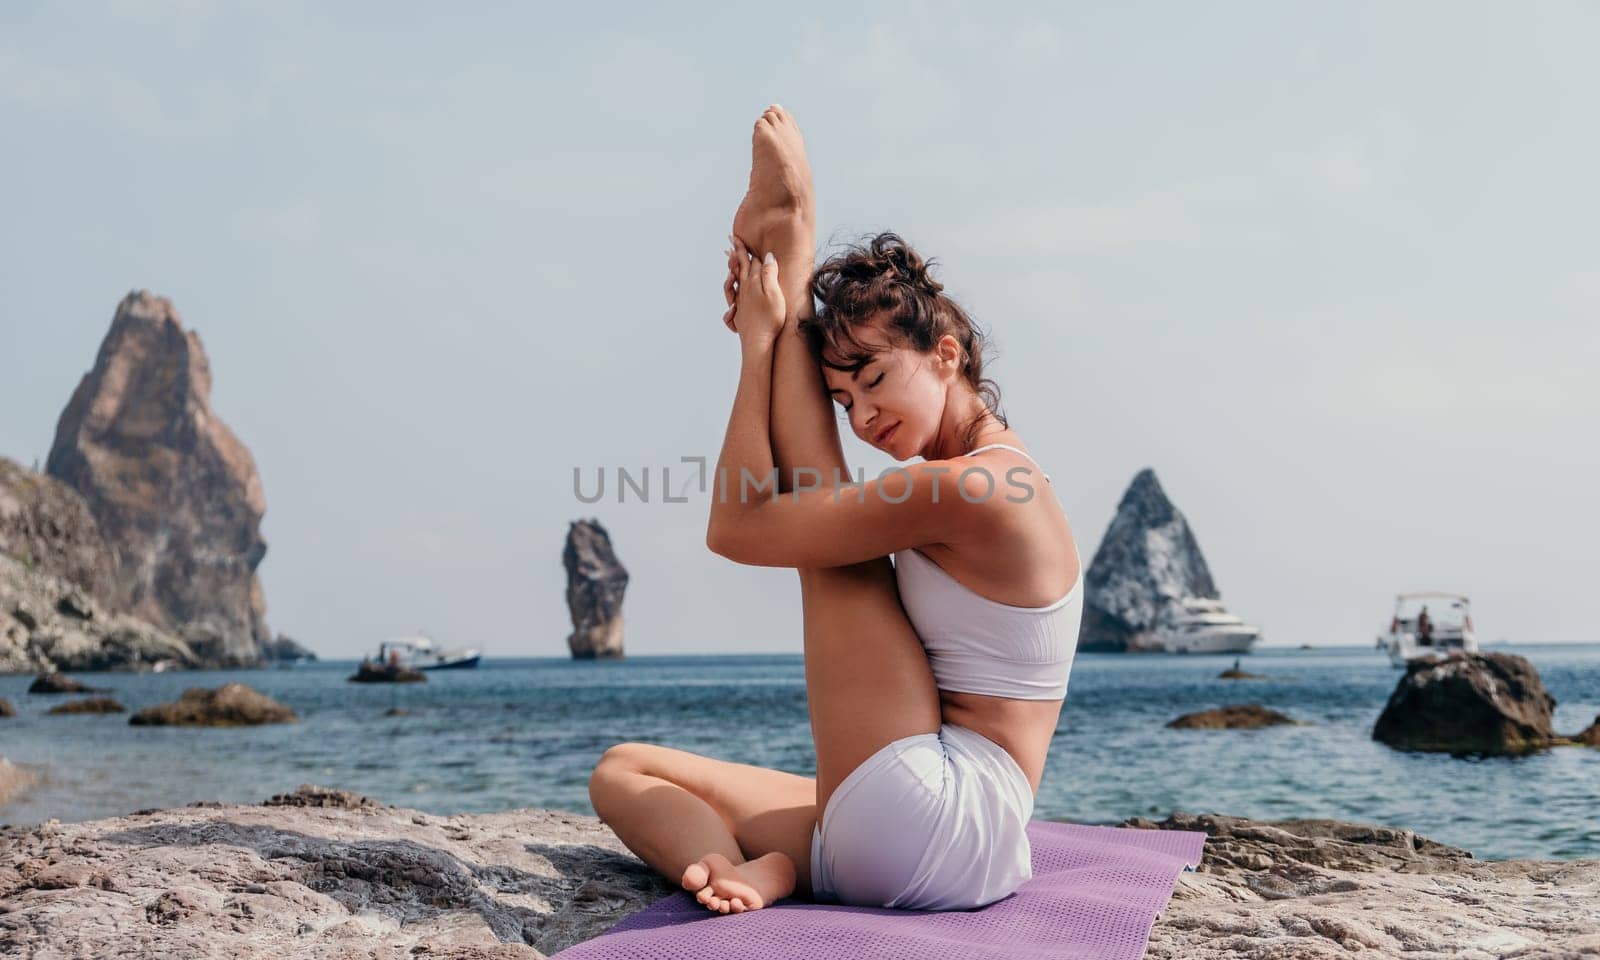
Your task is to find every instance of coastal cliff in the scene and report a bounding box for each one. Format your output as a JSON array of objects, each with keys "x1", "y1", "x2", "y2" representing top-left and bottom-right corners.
[
  {"x1": 0, "y1": 457, "x2": 200, "y2": 672},
  {"x1": 1078, "y1": 469, "x2": 1221, "y2": 652},
  {"x1": 1, "y1": 788, "x2": 1592, "y2": 958},
  {"x1": 45, "y1": 290, "x2": 273, "y2": 666}
]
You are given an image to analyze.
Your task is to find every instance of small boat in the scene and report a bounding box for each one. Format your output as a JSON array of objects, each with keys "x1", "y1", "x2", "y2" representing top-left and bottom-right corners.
[
  {"x1": 1376, "y1": 592, "x2": 1476, "y2": 667},
  {"x1": 375, "y1": 634, "x2": 481, "y2": 670},
  {"x1": 1154, "y1": 597, "x2": 1263, "y2": 654}
]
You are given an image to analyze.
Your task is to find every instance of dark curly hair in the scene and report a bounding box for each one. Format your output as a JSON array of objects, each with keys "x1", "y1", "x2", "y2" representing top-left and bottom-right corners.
[{"x1": 799, "y1": 232, "x2": 1005, "y2": 451}]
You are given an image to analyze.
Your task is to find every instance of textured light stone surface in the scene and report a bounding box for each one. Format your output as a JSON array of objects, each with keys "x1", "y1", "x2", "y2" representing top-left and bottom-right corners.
[
  {"x1": 45, "y1": 290, "x2": 273, "y2": 666},
  {"x1": 563, "y1": 519, "x2": 628, "y2": 660},
  {"x1": 1132, "y1": 813, "x2": 1600, "y2": 959},
  {"x1": 1078, "y1": 468, "x2": 1222, "y2": 652},
  {"x1": 2, "y1": 791, "x2": 1594, "y2": 959},
  {"x1": 0, "y1": 786, "x2": 673, "y2": 959}
]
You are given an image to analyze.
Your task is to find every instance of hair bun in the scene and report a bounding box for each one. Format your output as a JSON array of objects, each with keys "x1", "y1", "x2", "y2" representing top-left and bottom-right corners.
[{"x1": 872, "y1": 232, "x2": 944, "y2": 295}]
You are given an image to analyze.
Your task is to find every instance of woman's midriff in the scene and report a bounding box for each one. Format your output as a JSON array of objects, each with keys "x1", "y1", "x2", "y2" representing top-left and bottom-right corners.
[{"x1": 938, "y1": 690, "x2": 1064, "y2": 795}]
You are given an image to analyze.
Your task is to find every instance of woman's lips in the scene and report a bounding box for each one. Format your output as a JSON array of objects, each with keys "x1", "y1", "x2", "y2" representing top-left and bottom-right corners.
[{"x1": 875, "y1": 422, "x2": 899, "y2": 445}]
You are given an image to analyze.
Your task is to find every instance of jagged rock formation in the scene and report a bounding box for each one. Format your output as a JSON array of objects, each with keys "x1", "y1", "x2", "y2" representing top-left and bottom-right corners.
[
  {"x1": 1079, "y1": 469, "x2": 1220, "y2": 652},
  {"x1": 564, "y1": 519, "x2": 628, "y2": 660},
  {"x1": 1, "y1": 554, "x2": 198, "y2": 673},
  {"x1": 1, "y1": 791, "x2": 1594, "y2": 958},
  {"x1": 45, "y1": 290, "x2": 272, "y2": 666},
  {"x1": 128, "y1": 683, "x2": 297, "y2": 727},
  {"x1": 1167, "y1": 704, "x2": 1298, "y2": 729},
  {"x1": 1372, "y1": 652, "x2": 1560, "y2": 755}
]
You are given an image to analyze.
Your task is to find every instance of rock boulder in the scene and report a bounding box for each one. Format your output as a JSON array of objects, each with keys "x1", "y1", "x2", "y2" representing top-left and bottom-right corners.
[
  {"x1": 1372, "y1": 652, "x2": 1556, "y2": 755},
  {"x1": 128, "y1": 683, "x2": 297, "y2": 727},
  {"x1": 1168, "y1": 704, "x2": 1298, "y2": 729}
]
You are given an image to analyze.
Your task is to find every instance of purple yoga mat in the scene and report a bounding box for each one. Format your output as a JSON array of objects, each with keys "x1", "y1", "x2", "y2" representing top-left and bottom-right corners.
[{"x1": 551, "y1": 821, "x2": 1207, "y2": 960}]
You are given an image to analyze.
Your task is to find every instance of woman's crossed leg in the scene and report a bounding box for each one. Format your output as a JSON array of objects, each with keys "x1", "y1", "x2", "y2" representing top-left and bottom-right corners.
[{"x1": 589, "y1": 105, "x2": 941, "y2": 913}]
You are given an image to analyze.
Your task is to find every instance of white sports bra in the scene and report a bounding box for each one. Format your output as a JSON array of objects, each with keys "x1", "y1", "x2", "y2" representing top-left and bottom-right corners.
[{"x1": 892, "y1": 443, "x2": 1083, "y2": 700}]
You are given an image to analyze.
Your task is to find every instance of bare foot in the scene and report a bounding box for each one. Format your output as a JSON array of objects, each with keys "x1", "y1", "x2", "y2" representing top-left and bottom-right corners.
[
  {"x1": 732, "y1": 105, "x2": 815, "y2": 256},
  {"x1": 680, "y1": 851, "x2": 797, "y2": 914}
]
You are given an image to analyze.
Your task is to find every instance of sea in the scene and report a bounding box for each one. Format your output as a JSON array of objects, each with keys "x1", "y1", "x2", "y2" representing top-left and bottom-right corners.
[{"x1": 2, "y1": 644, "x2": 1597, "y2": 861}]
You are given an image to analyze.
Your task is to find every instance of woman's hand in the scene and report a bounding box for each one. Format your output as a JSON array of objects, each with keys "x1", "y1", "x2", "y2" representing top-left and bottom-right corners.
[{"x1": 722, "y1": 236, "x2": 785, "y2": 348}]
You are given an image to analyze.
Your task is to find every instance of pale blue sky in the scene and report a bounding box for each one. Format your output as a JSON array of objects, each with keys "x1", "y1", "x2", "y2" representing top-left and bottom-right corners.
[{"x1": 3, "y1": 2, "x2": 1596, "y2": 656}]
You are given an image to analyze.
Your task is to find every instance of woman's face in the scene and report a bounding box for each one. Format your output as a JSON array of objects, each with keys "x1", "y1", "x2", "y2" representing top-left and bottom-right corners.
[{"x1": 822, "y1": 322, "x2": 955, "y2": 459}]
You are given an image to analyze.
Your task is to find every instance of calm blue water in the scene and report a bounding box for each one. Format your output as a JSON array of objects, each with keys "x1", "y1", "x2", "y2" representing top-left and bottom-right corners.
[{"x1": 2, "y1": 645, "x2": 1597, "y2": 860}]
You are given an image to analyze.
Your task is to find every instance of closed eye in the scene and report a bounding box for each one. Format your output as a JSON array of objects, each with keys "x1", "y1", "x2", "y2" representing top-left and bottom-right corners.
[{"x1": 833, "y1": 367, "x2": 884, "y2": 412}]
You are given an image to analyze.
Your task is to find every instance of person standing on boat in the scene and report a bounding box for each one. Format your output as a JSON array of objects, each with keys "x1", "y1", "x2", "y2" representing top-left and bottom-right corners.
[{"x1": 1417, "y1": 606, "x2": 1432, "y2": 646}]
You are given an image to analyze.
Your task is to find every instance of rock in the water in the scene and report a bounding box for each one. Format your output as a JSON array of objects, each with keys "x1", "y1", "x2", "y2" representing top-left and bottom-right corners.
[
  {"x1": 1217, "y1": 658, "x2": 1265, "y2": 680},
  {"x1": 1372, "y1": 652, "x2": 1556, "y2": 754},
  {"x1": 1577, "y1": 716, "x2": 1600, "y2": 747},
  {"x1": 0, "y1": 698, "x2": 14, "y2": 717},
  {"x1": 46, "y1": 290, "x2": 274, "y2": 666},
  {"x1": 1079, "y1": 469, "x2": 1221, "y2": 652},
  {"x1": 46, "y1": 696, "x2": 126, "y2": 715},
  {"x1": 348, "y1": 659, "x2": 425, "y2": 683},
  {"x1": 564, "y1": 518, "x2": 628, "y2": 659},
  {"x1": 129, "y1": 683, "x2": 297, "y2": 726},
  {"x1": 1, "y1": 554, "x2": 200, "y2": 674},
  {"x1": 260, "y1": 631, "x2": 317, "y2": 662},
  {"x1": 1168, "y1": 704, "x2": 1298, "y2": 729},
  {"x1": 27, "y1": 671, "x2": 106, "y2": 694},
  {"x1": 1125, "y1": 812, "x2": 1600, "y2": 959},
  {"x1": 0, "y1": 785, "x2": 674, "y2": 957}
]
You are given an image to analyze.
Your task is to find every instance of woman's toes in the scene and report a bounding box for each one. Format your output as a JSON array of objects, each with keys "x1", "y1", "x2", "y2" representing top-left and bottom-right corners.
[
  {"x1": 730, "y1": 898, "x2": 746, "y2": 913},
  {"x1": 681, "y1": 861, "x2": 710, "y2": 891}
]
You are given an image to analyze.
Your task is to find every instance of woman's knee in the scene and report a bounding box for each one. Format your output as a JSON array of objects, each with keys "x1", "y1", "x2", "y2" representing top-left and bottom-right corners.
[{"x1": 588, "y1": 742, "x2": 654, "y2": 802}]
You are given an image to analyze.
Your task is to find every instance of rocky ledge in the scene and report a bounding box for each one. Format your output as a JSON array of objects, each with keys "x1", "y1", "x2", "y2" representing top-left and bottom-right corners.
[{"x1": 2, "y1": 789, "x2": 1595, "y2": 959}]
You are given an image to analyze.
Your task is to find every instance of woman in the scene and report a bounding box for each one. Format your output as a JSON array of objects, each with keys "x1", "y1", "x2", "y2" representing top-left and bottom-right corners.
[{"x1": 587, "y1": 106, "x2": 1083, "y2": 914}]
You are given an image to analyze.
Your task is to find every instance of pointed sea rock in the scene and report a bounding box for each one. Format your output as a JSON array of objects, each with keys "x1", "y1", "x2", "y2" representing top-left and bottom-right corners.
[
  {"x1": 1079, "y1": 468, "x2": 1219, "y2": 652},
  {"x1": 564, "y1": 519, "x2": 628, "y2": 659}
]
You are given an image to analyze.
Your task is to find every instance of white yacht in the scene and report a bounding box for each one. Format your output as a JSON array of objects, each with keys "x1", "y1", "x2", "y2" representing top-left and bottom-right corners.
[
  {"x1": 374, "y1": 634, "x2": 481, "y2": 670},
  {"x1": 1155, "y1": 597, "x2": 1263, "y2": 654},
  {"x1": 1376, "y1": 592, "x2": 1476, "y2": 667}
]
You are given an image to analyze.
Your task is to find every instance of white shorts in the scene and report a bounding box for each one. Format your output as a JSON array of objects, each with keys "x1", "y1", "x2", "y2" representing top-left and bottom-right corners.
[{"x1": 809, "y1": 723, "x2": 1035, "y2": 911}]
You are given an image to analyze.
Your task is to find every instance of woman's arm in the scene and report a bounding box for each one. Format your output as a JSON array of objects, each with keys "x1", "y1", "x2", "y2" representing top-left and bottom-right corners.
[{"x1": 706, "y1": 250, "x2": 999, "y2": 568}]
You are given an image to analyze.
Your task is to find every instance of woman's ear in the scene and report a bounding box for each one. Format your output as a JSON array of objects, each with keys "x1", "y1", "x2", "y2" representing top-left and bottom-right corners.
[{"x1": 935, "y1": 333, "x2": 964, "y2": 373}]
